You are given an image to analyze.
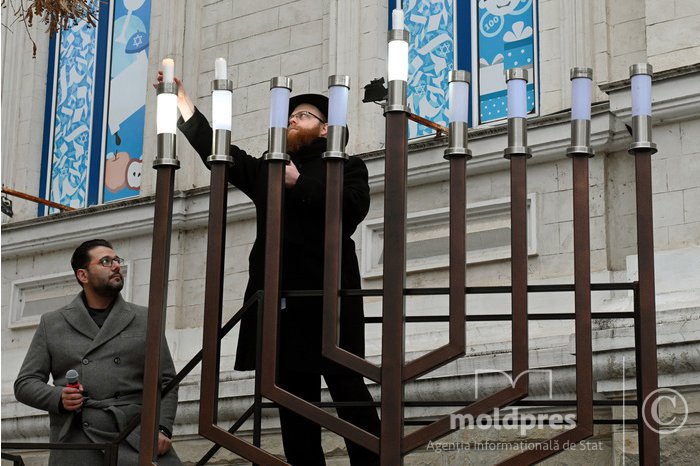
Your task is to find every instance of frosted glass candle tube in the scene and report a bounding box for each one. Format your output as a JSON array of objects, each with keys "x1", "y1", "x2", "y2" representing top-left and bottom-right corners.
[
  {"x1": 448, "y1": 79, "x2": 469, "y2": 123},
  {"x1": 571, "y1": 73, "x2": 592, "y2": 120},
  {"x1": 212, "y1": 90, "x2": 232, "y2": 131},
  {"x1": 269, "y1": 86, "x2": 291, "y2": 128},
  {"x1": 388, "y1": 39, "x2": 409, "y2": 82},
  {"x1": 507, "y1": 77, "x2": 527, "y2": 119},
  {"x1": 328, "y1": 85, "x2": 349, "y2": 127},
  {"x1": 631, "y1": 73, "x2": 652, "y2": 117},
  {"x1": 157, "y1": 93, "x2": 178, "y2": 134}
]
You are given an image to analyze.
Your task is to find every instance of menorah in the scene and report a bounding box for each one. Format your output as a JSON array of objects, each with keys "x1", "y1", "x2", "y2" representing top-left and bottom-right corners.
[{"x1": 137, "y1": 20, "x2": 660, "y2": 466}]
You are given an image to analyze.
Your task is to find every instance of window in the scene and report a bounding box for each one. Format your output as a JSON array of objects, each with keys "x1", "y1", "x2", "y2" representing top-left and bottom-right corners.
[
  {"x1": 39, "y1": 0, "x2": 153, "y2": 214},
  {"x1": 389, "y1": 0, "x2": 539, "y2": 137},
  {"x1": 9, "y1": 264, "x2": 131, "y2": 328}
]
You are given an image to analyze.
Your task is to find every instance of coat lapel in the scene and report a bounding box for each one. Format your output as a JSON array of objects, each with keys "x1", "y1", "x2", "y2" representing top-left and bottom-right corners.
[
  {"x1": 87, "y1": 294, "x2": 136, "y2": 354},
  {"x1": 60, "y1": 295, "x2": 100, "y2": 341}
]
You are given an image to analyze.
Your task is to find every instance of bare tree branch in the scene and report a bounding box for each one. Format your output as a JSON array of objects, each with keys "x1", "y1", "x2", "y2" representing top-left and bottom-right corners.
[{"x1": 1, "y1": 0, "x2": 100, "y2": 57}]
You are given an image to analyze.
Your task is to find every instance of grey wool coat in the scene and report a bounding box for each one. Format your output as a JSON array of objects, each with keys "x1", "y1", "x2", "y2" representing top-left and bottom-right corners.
[{"x1": 14, "y1": 293, "x2": 181, "y2": 465}]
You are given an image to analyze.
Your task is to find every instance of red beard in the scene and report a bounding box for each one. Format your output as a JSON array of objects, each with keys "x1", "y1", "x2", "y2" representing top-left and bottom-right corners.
[{"x1": 287, "y1": 126, "x2": 322, "y2": 153}]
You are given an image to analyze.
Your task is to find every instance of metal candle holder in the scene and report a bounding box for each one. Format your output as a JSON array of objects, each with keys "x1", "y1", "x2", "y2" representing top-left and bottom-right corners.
[
  {"x1": 503, "y1": 68, "x2": 532, "y2": 159},
  {"x1": 323, "y1": 75, "x2": 350, "y2": 160},
  {"x1": 444, "y1": 70, "x2": 472, "y2": 160},
  {"x1": 386, "y1": 29, "x2": 410, "y2": 113},
  {"x1": 265, "y1": 76, "x2": 293, "y2": 161},
  {"x1": 628, "y1": 63, "x2": 658, "y2": 154},
  {"x1": 566, "y1": 67, "x2": 595, "y2": 157},
  {"x1": 153, "y1": 81, "x2": 180, "y2": 168},
  {"x1": 209, "y1": 78, "x2": 234, "y2": 165}
]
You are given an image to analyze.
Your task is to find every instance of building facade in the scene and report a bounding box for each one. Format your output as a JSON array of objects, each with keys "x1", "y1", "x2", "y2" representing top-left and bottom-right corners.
[{"x1": 2, "y1": 0, "x2": 699, "y2": 464}]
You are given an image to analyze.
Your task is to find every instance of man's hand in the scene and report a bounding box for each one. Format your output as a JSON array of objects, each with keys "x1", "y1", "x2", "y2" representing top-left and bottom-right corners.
[
  {"x1": 157, "y1": 432, "x2": 172, "y2": 456},
  {"x1": 154, "y1": 72, "x2": 195, "y2": 121},
  {"x1": 61, "y1": 384, "x2": 84, "y2": 411},
  {"x1": 285, "y1": 160, "x2": 300, "y2": 188}
]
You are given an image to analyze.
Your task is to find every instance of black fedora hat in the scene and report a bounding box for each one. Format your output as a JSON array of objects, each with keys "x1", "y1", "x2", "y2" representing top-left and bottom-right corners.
[
  {"x1": 288, "y1": 93, "x2": 350, "y2": 145},
  {"x1": 289, "y1": 93, "x2": 329, "y2": 121}
]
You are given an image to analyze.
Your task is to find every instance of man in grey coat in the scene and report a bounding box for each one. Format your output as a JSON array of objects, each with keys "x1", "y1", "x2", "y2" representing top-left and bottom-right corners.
[{"x1": 14, "y1": 239, "x2": 181, "y2": 465}]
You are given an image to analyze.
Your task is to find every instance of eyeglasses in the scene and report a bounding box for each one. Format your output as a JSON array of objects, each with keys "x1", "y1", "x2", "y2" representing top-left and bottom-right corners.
[
  {"x1": 88, "y1": 256, "x2": 125, "y2": 268},
  {"x1": 289, "y1": 111, "x2": 326, "y2": 124}
]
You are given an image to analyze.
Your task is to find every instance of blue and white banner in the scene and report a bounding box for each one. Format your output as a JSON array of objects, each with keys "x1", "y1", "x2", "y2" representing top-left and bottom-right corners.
[
  {"x1": 42, "y1": 0, "x2": 152, "y2": 213},
  {"x1": 103, "y1": 0, "x2": 152, "y2": 203},
  {"x1": 403, "y1": 0, "x2": 456, "y2": 138},
  {"x1": 474, "y1": 0, "x2": 538, "y2": 124},
  {"x1": 47, "y1": 20, "x2": 100, "y2": 209}
]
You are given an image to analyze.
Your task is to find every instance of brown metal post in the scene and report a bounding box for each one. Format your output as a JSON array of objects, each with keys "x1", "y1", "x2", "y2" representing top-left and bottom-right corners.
[
  {"x1": 259, "y1": 160, "x2": 286, "y2": 401},
  {"x1": 402, "y1": 150, "x2": 467, "y2": 382},
  {"x1": 627, "y1": 63, "x2": 660, "y2": 464},
  {"x1": 380, "y1": 109, "x2": 409, "y2": 465},
  {"x1": 509, "y1": 154, "x2": 530, "y2": 389},
  {"x1": 321, "y1": 158, "x2": 381, "y2": 382},
  {"x1": 196, "y1": 155, "x2": 287, "y2": 466},
  {"x1": 634, "y1": 150, "x2": 660, "y2": 464},
  {"x1": 502, "y1": 69, "x2": 531, "y2": 396},
  {"x1": 402, "y1": 73, "x2": 531, "y2": 456},
  {"x1": 571, "y1": 154, "x2": 594, "y2": 433},
  {"x1": 199, "y1": 162, "x2": 229, "y2": 429},
  {"x1": 139, "y1": 165, "x2": 177, "y2": 465}
]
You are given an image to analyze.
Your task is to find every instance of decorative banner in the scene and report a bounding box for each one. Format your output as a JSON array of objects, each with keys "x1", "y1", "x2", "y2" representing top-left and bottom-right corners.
[
  {"x1": 47, "y1": 20, "x2": 99, "y2": 209},
  {"x1": 403, "y1": 0, "x2": 456, "y2": 138},
  {"x1": 103, "y1": 0, "x2": 152, "y2": 202},
  {"x1": 41, "y1": 0, "x2": 152, "y2": 213},
  {"x1": 474, "y1": 0, "x2": 538, "y2": 124}
]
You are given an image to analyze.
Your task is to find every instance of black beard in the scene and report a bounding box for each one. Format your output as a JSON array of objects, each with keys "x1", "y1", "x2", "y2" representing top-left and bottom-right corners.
[{"x1": 98, "y1": 274, "x2": 124, "y2": 297}]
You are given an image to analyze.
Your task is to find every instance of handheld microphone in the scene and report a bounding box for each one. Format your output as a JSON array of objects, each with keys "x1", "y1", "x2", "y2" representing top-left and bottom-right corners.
[
  {"x1": 66, "y1": 369, "x2": 80, "y2": 388},
  {"x1": 65, "y1": 369, "x2": 82, "y2": 413}
]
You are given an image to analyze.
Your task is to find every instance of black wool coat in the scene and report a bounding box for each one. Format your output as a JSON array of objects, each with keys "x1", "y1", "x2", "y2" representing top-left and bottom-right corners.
[{"x1": 179, "y1": 108, "x2": 371, "y2": 373}]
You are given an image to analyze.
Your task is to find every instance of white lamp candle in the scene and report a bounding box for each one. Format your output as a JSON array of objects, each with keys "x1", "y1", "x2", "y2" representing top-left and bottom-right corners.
[
  {"x1": 631, "y1": 64, "x2": 652, "y2": 117},
  {"x1": 215, "y1": 57, "x2": 227, "y2": 80},
  {"x1": 328, "y1": 83, "x2": 349, "y2": 126},
  {"x1": 506, "y1": 69, "x2": 528, "y2": 119},
  {"x1": 157, "y1": 58, "x2": 177, "y2": 134},
  {"x1": 448, "y1": 71, "x2": 470, "y2": 123},
  {"x1": 392, "y1": 8, "x2": 404, "y2": 30},
  {"x1": 162, "y1": 58, "x2": 174, "y2": 83},
  {"x1": 571, "y1": 68, "x2": 593, "y2": 121},
  {"x1": 212, "y1": 58, "x2": 232, "y2": 131},
  {"x1": 269, "y1": 80, "x2": 291, "y2": 129}
]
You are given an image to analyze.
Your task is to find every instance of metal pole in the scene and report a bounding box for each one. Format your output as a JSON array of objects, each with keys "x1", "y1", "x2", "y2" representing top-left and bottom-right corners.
[
  {"x1": 200, "y1": 76, "x2": 234, "y2": 430},
  {"x1": 633, "y1": 150, "x2": 660, "y2": 464},
  {"x1": 627, "y1": 63, "x2": 660, "y2": 464},
  {"x1": 380, "y1": 71, "x2": 409, "y2": 463},
  {"x1": 571, "y1": 145, "x2": 594, "y2": 434},
  {"x1": 503, "y1": 68, "x2": 532, "y2": 393},
  {"x1": 139, "y1": 81, "x2": 180, "y2": 464}
]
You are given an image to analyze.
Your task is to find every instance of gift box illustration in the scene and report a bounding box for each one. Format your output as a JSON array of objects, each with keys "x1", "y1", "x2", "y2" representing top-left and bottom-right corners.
[
  {"x1": 479, "y1": 54, "x2": 508, "y2": 121},
  {"x1": 503, "y1": 21, "x2": 534, "y2": 69}
]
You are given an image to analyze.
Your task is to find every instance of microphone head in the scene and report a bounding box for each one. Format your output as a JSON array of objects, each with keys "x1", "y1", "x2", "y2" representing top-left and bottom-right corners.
[{"x1": 66, "y1": 369, "x2": 80, "y2": 384}]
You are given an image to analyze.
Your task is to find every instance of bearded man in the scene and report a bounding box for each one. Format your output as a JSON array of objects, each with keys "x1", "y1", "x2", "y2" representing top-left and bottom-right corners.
[
  {"x1": 14, "y1": 239, "x2": 181, "y2": 465},
  {"x1": 168, "y1": 74, "x2": 380, "y2": 465}
]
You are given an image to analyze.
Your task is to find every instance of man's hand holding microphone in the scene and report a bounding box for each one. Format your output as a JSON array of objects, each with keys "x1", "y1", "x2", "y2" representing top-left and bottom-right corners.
[{"x1": 62, "y1": 369, "x2": 84, "y2": 412}]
